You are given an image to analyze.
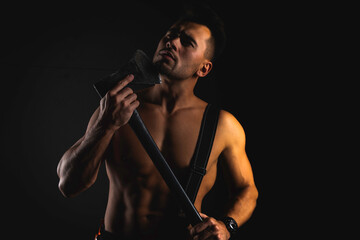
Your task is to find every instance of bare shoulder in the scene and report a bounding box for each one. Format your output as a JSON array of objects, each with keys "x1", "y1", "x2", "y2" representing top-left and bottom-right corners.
[{"x1": 217, "y1": 110, "x2": 246, "y2": 148}]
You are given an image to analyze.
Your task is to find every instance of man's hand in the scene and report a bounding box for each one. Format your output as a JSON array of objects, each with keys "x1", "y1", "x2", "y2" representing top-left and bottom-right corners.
[
  {"x1": 97, "y1": 74, "x2": 140, "y2": 131},
  {"x1": 189, "y1": 213, "x2": 231, "y2": 240}
]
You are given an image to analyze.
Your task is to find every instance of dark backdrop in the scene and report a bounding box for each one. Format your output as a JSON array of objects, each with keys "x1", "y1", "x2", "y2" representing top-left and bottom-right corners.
[{"x1": 0, "y1": 1, "x2": 333, "y2": 239}]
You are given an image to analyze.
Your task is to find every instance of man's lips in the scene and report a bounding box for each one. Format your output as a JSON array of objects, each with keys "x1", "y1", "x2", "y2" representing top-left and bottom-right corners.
[{"x1": 159, "y1": 49, "x2": 176, "y2": 61}]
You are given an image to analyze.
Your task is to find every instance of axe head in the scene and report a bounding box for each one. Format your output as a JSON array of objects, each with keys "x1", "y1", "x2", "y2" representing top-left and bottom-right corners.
[{"x1": 94, "y1": 49, "x2": 161, "y2": 98}]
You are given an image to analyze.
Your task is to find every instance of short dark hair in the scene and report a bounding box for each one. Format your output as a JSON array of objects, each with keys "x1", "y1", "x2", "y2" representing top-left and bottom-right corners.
[{"x1": 176, "y1": 3, "x2": 227, "y2": 61}]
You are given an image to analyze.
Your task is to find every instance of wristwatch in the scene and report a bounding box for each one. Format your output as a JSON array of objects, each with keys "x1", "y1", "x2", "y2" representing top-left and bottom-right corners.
[{"x1": 220, "y1": 216, "x2": 238, "y2": 237}]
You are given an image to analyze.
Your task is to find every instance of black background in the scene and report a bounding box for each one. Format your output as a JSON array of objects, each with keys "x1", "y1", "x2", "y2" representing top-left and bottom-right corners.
[{"x1": 0, "y1": 1, "x2": 345, "y2": 239}]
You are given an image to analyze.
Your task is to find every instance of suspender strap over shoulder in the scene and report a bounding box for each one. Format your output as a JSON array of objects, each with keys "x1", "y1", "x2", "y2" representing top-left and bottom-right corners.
[{"x1": 185, "y1": 104, "x2": 220, "y2": 203}]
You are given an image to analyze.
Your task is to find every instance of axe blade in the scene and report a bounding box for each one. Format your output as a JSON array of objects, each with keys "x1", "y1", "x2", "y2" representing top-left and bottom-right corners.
[{"x1": 93, "y1": 49, "x2": 161, "y2": 98}]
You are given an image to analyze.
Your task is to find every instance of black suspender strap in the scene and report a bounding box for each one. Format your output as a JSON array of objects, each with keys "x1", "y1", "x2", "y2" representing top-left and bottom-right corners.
[{"x1": 185, "y1": 104, "x2": 220, "y2": 203}]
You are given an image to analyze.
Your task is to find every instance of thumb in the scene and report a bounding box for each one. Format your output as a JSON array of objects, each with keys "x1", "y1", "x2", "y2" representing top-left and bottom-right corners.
[{"x1": 200, "y1": 213, "x2": 209, "y2": 219}]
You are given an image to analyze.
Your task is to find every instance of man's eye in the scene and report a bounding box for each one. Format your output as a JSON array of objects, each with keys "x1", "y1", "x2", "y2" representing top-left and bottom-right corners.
[
  {"x1": 181, "y1": 39, "x2": 193, "y2": 47},
  {"x1": 163, "y1": 31, "x2": 195, "y2": 48},
  {"x1": 180, "y1": 36, "x2": 194, "y2": 47}
]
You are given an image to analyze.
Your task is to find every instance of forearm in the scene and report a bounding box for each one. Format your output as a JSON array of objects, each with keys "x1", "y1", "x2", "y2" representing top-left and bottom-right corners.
[
  {"x1": 57, "y1": 75, "x2": 139, "y2": 197},
  {"x1": 225, "y1": 185, "x2": 258, "y2": 227},
  {"x1": 190, "y1": 186, "x2": 258, "y2": 240},
  {"x1": 57, "y1": 124, "x2": 115, "y2": 197}
]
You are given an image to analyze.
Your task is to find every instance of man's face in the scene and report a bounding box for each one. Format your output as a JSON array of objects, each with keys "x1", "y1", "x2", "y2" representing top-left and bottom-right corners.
[{"x1": 153, "y1": 21, "x2": 212, "y2": 81}]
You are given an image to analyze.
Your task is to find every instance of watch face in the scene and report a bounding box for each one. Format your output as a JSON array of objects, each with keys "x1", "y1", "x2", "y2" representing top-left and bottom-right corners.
[
  {"x1": 222, "y1": 217, "x2": 238, "y2": 234},
  {"x1": 229, "y1": 221, "x2": 237, "y2": 230}
]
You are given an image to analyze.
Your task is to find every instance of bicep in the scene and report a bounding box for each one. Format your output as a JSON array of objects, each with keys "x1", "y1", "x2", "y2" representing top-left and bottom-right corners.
[{"x1": 218, "y1": 112, "x2": 256, "y2": 192}]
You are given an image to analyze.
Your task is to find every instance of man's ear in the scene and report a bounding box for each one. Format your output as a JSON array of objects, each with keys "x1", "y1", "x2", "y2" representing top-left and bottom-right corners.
[{"x1": 197, "y1": 61, "x2": 213, "y2": 78}]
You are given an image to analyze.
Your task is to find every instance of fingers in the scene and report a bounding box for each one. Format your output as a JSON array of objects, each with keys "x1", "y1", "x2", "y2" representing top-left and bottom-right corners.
[
  {"x1": 111, "y1": 92, "x2": 138, "y2": 114},
  {"x1": 193, "y1": 229, "x2": 214, "y2": 240},
  {"x1": 108, "y1": 74, "x2": 138, "y2": 108},
  {"x1": 109, "y1": 74, "x2": 134, "y2": 96},
  {"x1": 124, "y1": 91, "x2": 138, "y2": 104},
  {"x1": 190, "y1": 215, "x2": 211, "y2": 237},
  {"x1": 190, "y1": 214, "x2": 224, "y2": 240},
  {"x1": 120, "y1": 93, "x2": 139, "y2": 110},
  {"x1": 115, "y1": 87, "x2": 134, "y2": 103},
  {"x1": 129, "y1": 99, "x2": 140, "y2": 110},
  {"x1": 105, "y1": 73, "x2": 136, "y2": 105},
  {"x1": 97, "y1": 74, "x2": 141, "y2": 130}
]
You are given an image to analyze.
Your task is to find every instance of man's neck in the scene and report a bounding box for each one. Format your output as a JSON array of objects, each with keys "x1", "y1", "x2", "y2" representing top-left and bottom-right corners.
[{"x1": 143, "y1": 75, "x2": 198, "y2": 114}]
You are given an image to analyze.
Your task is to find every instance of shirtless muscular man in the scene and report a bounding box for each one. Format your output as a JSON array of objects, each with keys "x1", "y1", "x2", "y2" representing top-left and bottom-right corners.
[{"x1": 57, "y1": 6, "x2": 258, "y2": 240}]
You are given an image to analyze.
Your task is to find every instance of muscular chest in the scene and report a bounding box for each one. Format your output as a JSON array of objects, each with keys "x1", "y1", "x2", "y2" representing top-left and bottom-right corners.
[{"x1": 111, "y1": 105, "x2": 206, "y2": 179}]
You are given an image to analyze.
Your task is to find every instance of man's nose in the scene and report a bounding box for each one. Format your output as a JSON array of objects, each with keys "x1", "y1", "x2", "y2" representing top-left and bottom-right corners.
[{"x1": 166, "y1": 38, "x2": 179, "y2": 52}]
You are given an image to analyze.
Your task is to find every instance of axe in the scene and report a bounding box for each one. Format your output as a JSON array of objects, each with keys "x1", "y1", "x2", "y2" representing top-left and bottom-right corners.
[{"x1": 93, "y1": 50, "x2": 203, "y2": 226}]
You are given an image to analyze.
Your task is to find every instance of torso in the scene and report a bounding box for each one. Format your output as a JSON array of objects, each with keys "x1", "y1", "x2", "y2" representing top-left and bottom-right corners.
[{"x1": 104, "y1": 99, "x2": 223, "y2": 239}]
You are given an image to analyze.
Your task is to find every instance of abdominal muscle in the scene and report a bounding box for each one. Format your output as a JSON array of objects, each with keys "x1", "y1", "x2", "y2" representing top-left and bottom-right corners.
[{"x1": 104, "y1": 159, "x2": 190, "y2": 239}]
